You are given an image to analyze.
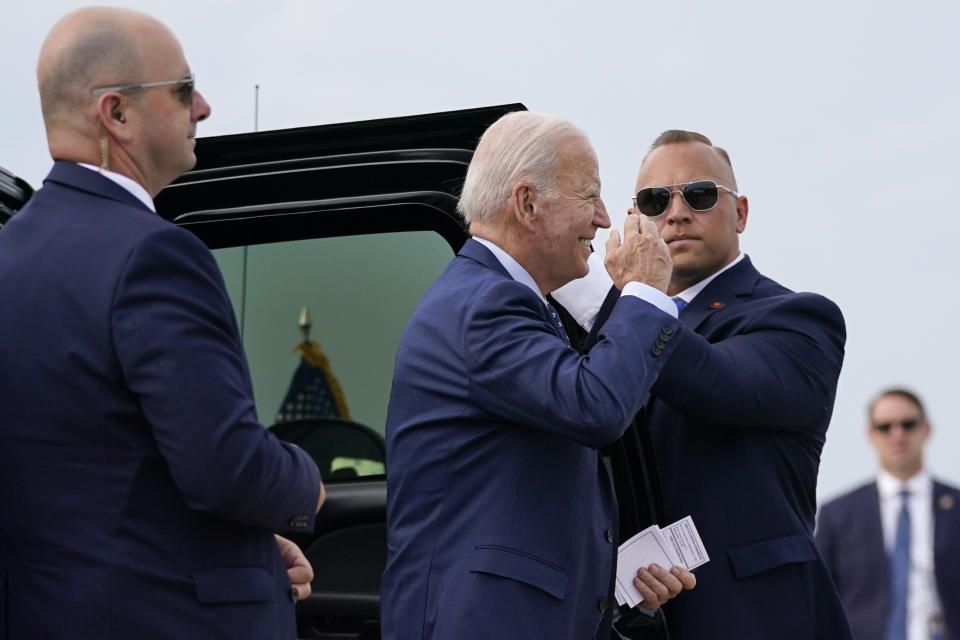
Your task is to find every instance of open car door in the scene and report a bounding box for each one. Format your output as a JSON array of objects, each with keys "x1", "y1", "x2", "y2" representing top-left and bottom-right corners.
[
  {"x1": 1, "y1": 103, "x2": 665, "y2": 640},
  {"x1": 155, "y1": 104, "x2": 522, "y2": 640}
]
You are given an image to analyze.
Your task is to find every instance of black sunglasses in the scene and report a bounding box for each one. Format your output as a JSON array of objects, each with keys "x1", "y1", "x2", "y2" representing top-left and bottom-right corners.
[
  {"x1": 873, "y1": 418, "x2": 922, "y2": 433},
  {"x1": 634, "y1": 180, "x2": 739, "y2": 217}
]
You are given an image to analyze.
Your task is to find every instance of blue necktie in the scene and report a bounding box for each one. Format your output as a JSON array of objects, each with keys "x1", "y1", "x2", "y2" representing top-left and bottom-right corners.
[
  {"x1": 886, "y1": 489, "x2": 910, "y2": 640},
  {"x1": 673, "y1": 297, "x2": 687, "y2": 313},
  {"x1": 546, "y1": 302, "x2": 570, "y2": 344}
]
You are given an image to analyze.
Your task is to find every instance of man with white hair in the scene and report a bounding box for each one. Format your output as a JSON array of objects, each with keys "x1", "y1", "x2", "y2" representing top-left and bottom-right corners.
[
  {"x1": 380, "y1": 111, "x2": 695, "y2": 640},
  {"x1": 0, "y1": 8, "x2": 322, "y2": 639}
]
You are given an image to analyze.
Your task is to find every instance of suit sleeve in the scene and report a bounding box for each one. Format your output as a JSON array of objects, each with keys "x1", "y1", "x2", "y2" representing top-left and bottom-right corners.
[
  {"x1": 111, "y1": 225, "x2": 320, "y2": 532},
  {"x1": 652, "y1": 293, "x2": 845, "y2": 429},
  {"x1": 814, "y1": 502, "x2": 838, "y2": 575},
  {"x1": 464, "y1": 279, "x2": 681, "y2": 449},
  {"x1": 813, "y1": 503, "x2": 844, "y2": 584}
]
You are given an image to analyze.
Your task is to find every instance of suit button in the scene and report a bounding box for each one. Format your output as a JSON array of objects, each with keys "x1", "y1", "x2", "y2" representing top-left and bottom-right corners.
[
  {"x1": 660, "y1": 331, "x2": 673, "y2": 342},
  {"x1": 655, "y1": 339, "x2": 666, "y2": 350},
  {"x1": 651, "y1": 346, "x2": 662, "y2": 356},
  {"x1": 598, "y1": 596, "x2": 608, "y2": 612},
  {"x1": 605, "y1": 528, "x2": 615, "y2": 543},
  {"x1": 661, "y1": 325, "x2": 673, "y2": 335}
]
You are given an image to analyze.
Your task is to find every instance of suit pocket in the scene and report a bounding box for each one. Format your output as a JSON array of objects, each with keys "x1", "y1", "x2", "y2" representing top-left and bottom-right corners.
[
  {"x1": 470, "y1": 545, "x2": 568, "y2": 600},
  {"x1": 727, "y1": 532, "x2": 817, "y2": 579},
  {"x1": 192, "y1": 566, "x2": 275, "y2": 603}
]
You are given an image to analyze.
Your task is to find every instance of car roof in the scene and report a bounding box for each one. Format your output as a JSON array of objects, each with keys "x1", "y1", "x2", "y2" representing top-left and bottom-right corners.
[{"x1": 155, "y1": 103, "x2": 525, "y2": 251}]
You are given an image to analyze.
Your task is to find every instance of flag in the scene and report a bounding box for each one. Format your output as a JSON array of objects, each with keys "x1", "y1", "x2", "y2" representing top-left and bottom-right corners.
[{"x1": 275, "y1": 340, "x2": 350, "y2": 422}]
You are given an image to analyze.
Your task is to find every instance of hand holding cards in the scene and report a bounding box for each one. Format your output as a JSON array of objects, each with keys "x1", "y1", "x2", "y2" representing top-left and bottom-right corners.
[{"x1": 614, "y1": 515, "x2": 709, "y2": 608}]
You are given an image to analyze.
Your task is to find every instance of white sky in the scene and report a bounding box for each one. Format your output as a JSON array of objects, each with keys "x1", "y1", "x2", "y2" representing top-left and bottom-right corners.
[{"x1": 3, "y1": 0, "x2": 958, "y2": 502}]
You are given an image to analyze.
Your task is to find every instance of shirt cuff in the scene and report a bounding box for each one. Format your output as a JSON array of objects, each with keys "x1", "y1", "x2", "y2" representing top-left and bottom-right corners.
[{"x1": 621, "y1": 282, "x2": 678, "y2": 318}]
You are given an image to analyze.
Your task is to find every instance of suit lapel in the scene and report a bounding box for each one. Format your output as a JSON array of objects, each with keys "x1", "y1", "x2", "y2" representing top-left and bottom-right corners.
[
  {"x1": 458, "y1": 237, "x2": 512, "y2": 280},
  {"x1": 45, "y1": 160, "x2": 155, "y2": 214},
  {"x1": 933, "y1": 481, "x2": 958, "y2": 568},
  {"x1": 865, "y1": 484, "x2": 890, "y2": 584},
  {"x1": 682, "y1": 256, "x2": 761, "y2": 332},
  {"x1": 459, "y1": 238, "x2": 564, "y2": 339}
]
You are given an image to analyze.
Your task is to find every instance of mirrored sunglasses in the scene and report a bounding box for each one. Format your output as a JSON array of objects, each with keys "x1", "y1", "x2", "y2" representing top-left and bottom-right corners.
[{"x1": 634, "y1": 180, "x2": 739, "y2": 217}]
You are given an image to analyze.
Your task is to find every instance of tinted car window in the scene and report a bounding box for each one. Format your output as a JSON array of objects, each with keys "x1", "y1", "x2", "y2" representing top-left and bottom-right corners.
[{"x1": 213, "y1": 230, "x2": 454, "y2": 479}]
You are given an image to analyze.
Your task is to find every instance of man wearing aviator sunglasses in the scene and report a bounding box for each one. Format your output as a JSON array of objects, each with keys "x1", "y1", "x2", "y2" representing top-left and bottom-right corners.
[
  {"x1": 554, "y1": 130, "x2": 850, "y2": 639},
  {"x1": 0, "y1": 7, "x2": 322, "y2": 639},
  {"x1": 633, "y1": 180, "x2": 739, "y2": 219},
  {"x1": 816, "y1": 389, "x2": 960, "y2": 640}
]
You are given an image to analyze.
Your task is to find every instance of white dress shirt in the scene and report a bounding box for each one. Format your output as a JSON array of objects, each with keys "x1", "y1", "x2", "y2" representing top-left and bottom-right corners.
[
  {"x1": 553, "y1": 252, "x2": 744, "y2": 330},
  {"x1": 473, "y1": 237, "x2": 548, "y2": 302},
  {"x1": 475, "y1": 239, "x2": 677, "y2": 321},
  {"x1": 670, "y1": 253, "x2": 745, "y2": 306},
  {"x1": 877, "y1": 469, "x2": 944, "y2": 640},
  {"x1": 549, "y1": 252, "x2": 677, "y2": 329},
  {"x1": 77, "y1": 162, "x2": 156, "y2": 212}
]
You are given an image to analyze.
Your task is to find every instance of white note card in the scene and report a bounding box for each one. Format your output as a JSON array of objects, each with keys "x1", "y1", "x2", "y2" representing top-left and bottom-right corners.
[
  {"x1": 661, "y1": 516, "x2": 709, "y2": 571},
  {"x1": 614, "y1": 515, "x2": 709, "y2": 608}
]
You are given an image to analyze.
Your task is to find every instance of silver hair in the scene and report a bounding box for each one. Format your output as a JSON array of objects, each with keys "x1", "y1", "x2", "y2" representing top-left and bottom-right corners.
[{"x1": 458, "y1": 111, "x2": 587, "y2": 224}]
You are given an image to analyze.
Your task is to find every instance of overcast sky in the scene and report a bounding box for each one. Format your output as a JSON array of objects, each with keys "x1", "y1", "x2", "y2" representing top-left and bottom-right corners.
[{"x1": 3, "y1": 0, "x2": 958, "y2": 502}]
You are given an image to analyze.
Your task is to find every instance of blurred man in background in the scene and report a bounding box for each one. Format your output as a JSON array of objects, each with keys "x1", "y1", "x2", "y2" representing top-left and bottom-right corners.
[{"x1": 816, "y1": 388, "x2": 960, "y2": 640}]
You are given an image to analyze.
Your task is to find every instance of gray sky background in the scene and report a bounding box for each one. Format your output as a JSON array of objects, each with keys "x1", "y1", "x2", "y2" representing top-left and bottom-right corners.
[{"x1": 3, "y1": 0, "x2": 958, "y2": 503}]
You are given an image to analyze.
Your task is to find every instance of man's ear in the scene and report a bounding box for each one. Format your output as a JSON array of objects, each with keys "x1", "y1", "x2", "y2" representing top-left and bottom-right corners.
[
  {"x1": 735, "y1": 194, "x2": 749, "y2": 233},
  {"x1": 510, "y1": 181, "x2": 539, "y2": 231},
  {"x1": 96, "y1": 93, "x2": 134, "y2": 143}
]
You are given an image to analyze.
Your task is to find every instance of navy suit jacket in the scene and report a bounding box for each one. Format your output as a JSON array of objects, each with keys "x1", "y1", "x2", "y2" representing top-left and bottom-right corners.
[
  {"x1": 381, "y1": 239, "x2": 682, "y2": 640},
  {"x1": 815, "y1": 480, "x2": 960, "y2": 639},
  {"x1": 0, "y1": 162, "x2": 320, "y2": 639},
  {"x1": 588, "y1": 256, "x2": 851, "y2": 639}
]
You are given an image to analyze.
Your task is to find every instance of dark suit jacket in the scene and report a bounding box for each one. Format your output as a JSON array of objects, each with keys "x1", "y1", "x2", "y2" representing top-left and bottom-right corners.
[
  {"x1": 0, "y1": 162, "x2": 320, "y2": 639},
  {"x1": 815, "y1": 480, "x2": 960, "y2": 639},
  {"x1": 381, "y1": 239, "x2": 682, "y2": 640},
  {"x1": 588, "y1": 256, "x2": 851, "y2": 640}
]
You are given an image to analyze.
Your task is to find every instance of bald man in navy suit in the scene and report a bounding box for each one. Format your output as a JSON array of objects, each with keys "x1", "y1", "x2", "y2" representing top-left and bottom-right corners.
[{"x1": 0, "y1": 9, "x2": 322, "y2": 638}]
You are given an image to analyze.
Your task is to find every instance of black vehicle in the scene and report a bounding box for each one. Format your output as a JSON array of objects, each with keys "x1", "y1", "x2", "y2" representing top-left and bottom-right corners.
[
  {"x1": 0, "y1": 166, "x2": 34, "y2": 228},
  {"x1": 1, "y1": 104, "x2": 665, "y2": 640}
]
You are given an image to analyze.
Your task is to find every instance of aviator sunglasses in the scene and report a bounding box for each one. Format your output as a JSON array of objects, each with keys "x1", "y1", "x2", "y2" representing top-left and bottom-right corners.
[
  {"x1": 872, "y1": 418, "x2": 922, "y2": 433},
  {"x1": 634, "y1": 180, "x2": 739, "y2": 217}
]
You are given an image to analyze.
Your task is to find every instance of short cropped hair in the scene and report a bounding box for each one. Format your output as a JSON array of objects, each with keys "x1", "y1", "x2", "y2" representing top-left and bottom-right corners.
[
  {"x1": 39, "y1": 24, "x2": 142, "y2": 123},
  {"x1": 646, "y1": 129, "x2": 734, "y2": 172},
  {"x1": 458, "y1": 111, "x2": 586, "y2": 224},
  {"x1": 867, "y1": 387, "x2": 928, "y2": 422}
]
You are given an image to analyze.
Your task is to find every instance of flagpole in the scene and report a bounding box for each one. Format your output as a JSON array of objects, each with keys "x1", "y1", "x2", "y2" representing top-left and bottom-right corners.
[{"x1": 239, "y1": 84, "x2": 259, "y2": 340}]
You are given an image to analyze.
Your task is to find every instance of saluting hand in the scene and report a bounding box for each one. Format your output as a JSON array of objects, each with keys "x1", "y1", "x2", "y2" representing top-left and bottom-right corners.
[{"x1": 604, "y1": 213, "x2": 672, "y2": 293}]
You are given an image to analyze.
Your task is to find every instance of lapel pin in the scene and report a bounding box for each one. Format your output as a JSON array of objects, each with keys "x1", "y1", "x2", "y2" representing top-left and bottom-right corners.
[
  {"x1": 709, "y1": 301, "x2": 725, "y2": 309},
  {"x1": 938, "y1": 494, "x2": 955, "y2": 510}
]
